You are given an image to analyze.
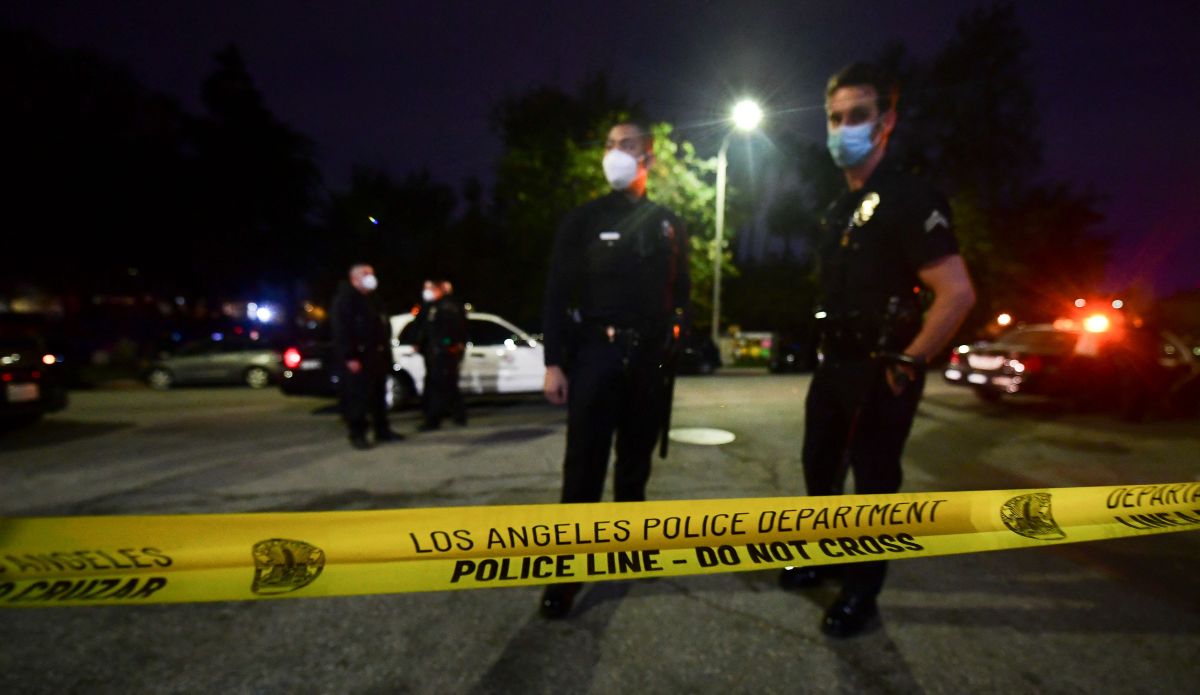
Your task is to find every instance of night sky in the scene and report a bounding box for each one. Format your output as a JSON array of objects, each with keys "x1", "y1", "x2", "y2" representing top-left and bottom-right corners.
[{"x1": 6, "y1": 1, "x2": 1198, "y2": 296}]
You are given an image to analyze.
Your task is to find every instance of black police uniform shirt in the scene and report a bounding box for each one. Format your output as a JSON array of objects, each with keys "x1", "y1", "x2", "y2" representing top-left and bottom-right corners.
[
  {"x1": 815, "y1": 161, "x2": 959, "y2": 354},
  {"x1": 331, "y1": 283, "x2": 390, "y2": 361},
  {"x1": 542, "y1": 191, "x2": 690, "y2": 367}
]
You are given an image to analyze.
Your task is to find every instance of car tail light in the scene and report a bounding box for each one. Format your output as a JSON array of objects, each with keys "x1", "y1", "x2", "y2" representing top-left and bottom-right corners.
[
  {"x1": 949, "y1": 352, "x2": 961, "y2": 366},
  {"x1": 283, "y1": 347, "x2": 302, "y2": 369},
  {"x1": 1083, "y1": 313, "x2": 1111, "y2": 333},
  {"x1": 1012, "y1": 354, "x2": 1044, "y2": 374}
]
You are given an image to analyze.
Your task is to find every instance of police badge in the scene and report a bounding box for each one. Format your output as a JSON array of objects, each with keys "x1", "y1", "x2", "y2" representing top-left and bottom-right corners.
[
  {"x1": 251, "y1": 538, "x2": 326, "y2": 595},
  {"x1": 852, "y1": 192, "x2": 881, "y2": 227},
  {"x1": 1000, "y1": 493, "x2": 1067, "y2": 540}
]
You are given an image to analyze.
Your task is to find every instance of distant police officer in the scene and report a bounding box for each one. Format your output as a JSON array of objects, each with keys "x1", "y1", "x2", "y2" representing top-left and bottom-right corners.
[
  {"x1": 331, "y1": 263, "x2": 404, "y2": 449},
  {"x1": 539, "y1": 120, "x2": 690, "y2": 618},
  {"x1": 411, "y1": 279, "x2": 468, "y2": 431},
  {"x1": 779, "y1": 63, "x2": 976, "y2": 637}
]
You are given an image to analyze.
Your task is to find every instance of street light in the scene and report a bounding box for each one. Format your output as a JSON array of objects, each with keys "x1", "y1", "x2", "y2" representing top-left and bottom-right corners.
[{"x1": 712, "y1": 98, "x2": 762, "y2": 345}]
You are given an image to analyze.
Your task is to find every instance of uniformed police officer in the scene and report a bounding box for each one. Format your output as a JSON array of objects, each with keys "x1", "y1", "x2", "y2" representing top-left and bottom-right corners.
[
  {"x1": 779, "y1": 63, "x2": 976, "y2": 637},
  {"x1": 539, "y1": 120, "x2": 690, "y2": 618},
  {"x1": 411, "y1": 279, "x2": 468, "y2": 431},
  {"x1": 331, "y1": 263, "x2": 404, "y2": 449}
]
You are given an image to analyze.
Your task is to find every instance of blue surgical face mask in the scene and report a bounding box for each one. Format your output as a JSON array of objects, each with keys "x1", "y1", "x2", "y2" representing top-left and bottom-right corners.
[{"x1": 827, "y1": 121, "x2": 877, "y2": 168}]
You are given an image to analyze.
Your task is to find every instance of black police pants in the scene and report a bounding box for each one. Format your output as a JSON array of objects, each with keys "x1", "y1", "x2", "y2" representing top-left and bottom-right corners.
[
  {"x1": 561, "y1": 341, "x2": 668, "y2": 504},
  {"x1": 422, "y1": 352, "x2": 464, "y2": 425},
  {"x1": 341, "y1": 357, "x2": 391, "y2": 438},
  {"x1": 802, "y1": 358, "x2": 925, "y2": 597}
]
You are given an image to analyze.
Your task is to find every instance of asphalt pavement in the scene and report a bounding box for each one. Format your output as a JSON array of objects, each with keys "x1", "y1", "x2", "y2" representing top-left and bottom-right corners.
[{"x1": 1, "y1": 372, "x2": 1198, "y2": 693}]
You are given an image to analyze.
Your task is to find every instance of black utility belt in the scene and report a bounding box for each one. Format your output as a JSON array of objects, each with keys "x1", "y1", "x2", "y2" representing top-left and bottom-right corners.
[
  {"x1": 818, "y1": 331, "x2": 877, "y2": 360},
  {"x1": 579, "y1": 322, "x2": 667, "y2": 346}
]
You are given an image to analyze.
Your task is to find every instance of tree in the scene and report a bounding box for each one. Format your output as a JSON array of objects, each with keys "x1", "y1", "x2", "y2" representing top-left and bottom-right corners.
[
  {"x1": 902, "y1": 4, "x2": 1110, "y2": 326},
  {"x1": 2, "y1": 26, "x2": 192, "y2": 296},
  {"x1": 188, "y1": 45, "x2": 322, "y2": 300}
]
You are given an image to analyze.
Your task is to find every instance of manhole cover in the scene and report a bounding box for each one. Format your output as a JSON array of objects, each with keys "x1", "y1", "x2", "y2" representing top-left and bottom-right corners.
[{"x1": 668, "y1": 428, "x2": 736, "y2": 446}]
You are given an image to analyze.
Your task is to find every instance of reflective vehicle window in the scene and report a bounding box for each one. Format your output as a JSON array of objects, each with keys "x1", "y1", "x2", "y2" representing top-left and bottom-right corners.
[
  {"x1": 992, "y1": 330, "x2": 1078, "y2": 353},
  {"x1": 468, "y1": 319, "x2": 519, "y2": 346},
  {"x1": 176, "y1": 341, "x2": 217, "y2": 356}
]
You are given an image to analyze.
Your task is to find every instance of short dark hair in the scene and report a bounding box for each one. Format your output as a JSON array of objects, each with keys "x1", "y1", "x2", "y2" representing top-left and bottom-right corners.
[
  {"x1": 609, "y1": 119, "x2": 653, "y2": 150},
  {"x1": 826, "y1": 62, "x2": 898, "y2": 114}
]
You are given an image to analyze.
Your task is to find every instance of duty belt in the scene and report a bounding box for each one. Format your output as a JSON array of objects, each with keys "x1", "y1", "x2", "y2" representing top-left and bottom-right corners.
[
  {"x1": 580, "y1": 322, "x2": 665, "y2": 349},
  {"x1": 818, "y1": 332, "x2": 875, "y2": 360}
]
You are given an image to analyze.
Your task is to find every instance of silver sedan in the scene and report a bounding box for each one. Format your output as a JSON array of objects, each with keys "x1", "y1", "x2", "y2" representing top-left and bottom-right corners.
[{"x1": 146, "y1": 336, "x2": 282, "y2": 390}]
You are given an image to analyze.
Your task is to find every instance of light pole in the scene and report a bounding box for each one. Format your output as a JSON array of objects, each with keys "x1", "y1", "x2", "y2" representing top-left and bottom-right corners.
[{"x1": 711, "y1": 99, "x2": 763, "y2": 345}]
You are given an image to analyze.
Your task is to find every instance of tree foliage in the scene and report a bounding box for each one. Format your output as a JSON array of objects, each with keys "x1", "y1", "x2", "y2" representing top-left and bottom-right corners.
[
  {"x1": 898, "y1": 3, "x2": 1109, "y2": 324},
  {"x1": 3, "y1": 32, "x2": 324, "y2": 309},
  {"x1": 189, "y1": 45, "x2": 323, "y2": 299},
  {"x1": 3, "y1": 26, "x2": 191, "y2": 293}
]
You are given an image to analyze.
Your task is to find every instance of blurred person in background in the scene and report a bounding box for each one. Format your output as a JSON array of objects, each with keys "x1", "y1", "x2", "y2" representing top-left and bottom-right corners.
[{"x1": 331, "y1": 263, "x2": 404, "y2": 449}]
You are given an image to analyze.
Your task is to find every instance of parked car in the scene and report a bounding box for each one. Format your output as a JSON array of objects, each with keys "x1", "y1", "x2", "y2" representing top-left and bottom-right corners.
[
  {"x1": 279, "y1": 338, "x2": 340, "y2": 398},
  {"x1": 393, "y1": 311, "x2": 545, "y2": 396},
  {"x1": 943, "y1": 320, "x2": 1199, "y2": 420},
  {"x1": 0, "y1": 317, "x2": 68, "y2": 425},
  {"x1": 145, "y1": 334, "x2": 282, "y2": 390},
  {"x1": 281, "y1": 310, "x2": 545, "y2": 409},
  {"x1": 675, "y1": 334, "x2": 722, "y2": 375}
]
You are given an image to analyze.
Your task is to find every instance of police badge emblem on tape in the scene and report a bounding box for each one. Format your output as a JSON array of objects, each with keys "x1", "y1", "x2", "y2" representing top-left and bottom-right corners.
[
  {"x1": 1000, "y1": 493, "x2": 1066, "y2": 540},
  {"x1": 251, "y1": 538, "x2": 326, "y2": 595}
]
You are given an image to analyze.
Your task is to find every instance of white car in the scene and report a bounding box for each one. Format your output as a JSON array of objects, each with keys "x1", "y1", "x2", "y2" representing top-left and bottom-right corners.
[{"x1": 387, "y1": 310, "x2": 545, "y2": 406}]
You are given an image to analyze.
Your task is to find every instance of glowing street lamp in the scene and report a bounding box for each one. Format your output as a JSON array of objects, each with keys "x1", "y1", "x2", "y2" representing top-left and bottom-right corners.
[
  {"x1": 712, "y1": 99, "x2": 763, "y2": 345},
  {"x1": 731, "y1": 99, "x2": 763, "y2": 131}
]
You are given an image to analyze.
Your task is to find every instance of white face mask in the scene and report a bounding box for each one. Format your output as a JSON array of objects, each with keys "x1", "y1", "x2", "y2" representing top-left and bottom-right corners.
[
  {"x1": 422, "y1": 289, "x2": 436, "y2": 302},
  {"x1": 602, "y1": 149, "x2": 640, "y2": 190},
  {"x1": 360, "y1": 274, "x2": 378, "y2": 291}
]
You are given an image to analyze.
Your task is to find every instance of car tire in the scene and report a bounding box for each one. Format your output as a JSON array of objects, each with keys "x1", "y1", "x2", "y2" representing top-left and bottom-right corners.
[
  {"x1": 973, "y1": 388, "x2": 1002, "y2": 403},
  {"x1": 697, "y1": 359, "x2": 715, "y2": 376},
  {"x1": 244, "y1": 366, "x2": 272, "y2": 389},
  {"x1": 148, "y1": 368, "x2": 174, "y2": 390}
]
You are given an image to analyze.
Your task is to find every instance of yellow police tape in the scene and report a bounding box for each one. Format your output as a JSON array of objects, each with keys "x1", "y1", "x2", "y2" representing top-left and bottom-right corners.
[{"x1": 2, "y1": 482, "x2": 1198, "y2": 606}]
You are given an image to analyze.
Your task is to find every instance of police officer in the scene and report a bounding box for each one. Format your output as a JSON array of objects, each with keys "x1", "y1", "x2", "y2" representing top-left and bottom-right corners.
[
  {"x1": 331, "y1": 263, "x2": 404, "y2": 449},
  {"x1": 539, "y1": 120, "x2": 690, "y2": 619},
  {"x1": 411, "y1": 279, "x2": 468, "y2": 431},
  {"x1": 779, "y1": 63, "x2": 975, "y2": 637}
]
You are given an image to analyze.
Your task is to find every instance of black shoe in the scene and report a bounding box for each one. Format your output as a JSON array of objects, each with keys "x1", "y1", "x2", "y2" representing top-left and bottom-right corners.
[
  {"x1": 821, "y1": 593, "x2": 879, "y2": 638},
  {"x1": 374, "y1": 429, "x2": 406, "y2": 442},
  {"x1": 539, "y1": 582, "x2": 582, "y2": 620},
  {"x1": 779, "y1": 566, "x2": 823, "y2": 590},
  {"x1": 417, "y1": 421, "x2": 441, "y2": 432},
  {"x1": 349, "y1": 435, "x2": 372, "y2": 450}
]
